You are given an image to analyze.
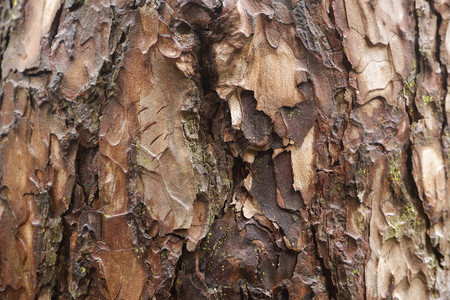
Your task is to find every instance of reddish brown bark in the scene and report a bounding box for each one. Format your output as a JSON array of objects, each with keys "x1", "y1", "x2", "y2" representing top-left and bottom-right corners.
[{"x1": 0, "y1": 0, "x2": 448, "y2": 299}]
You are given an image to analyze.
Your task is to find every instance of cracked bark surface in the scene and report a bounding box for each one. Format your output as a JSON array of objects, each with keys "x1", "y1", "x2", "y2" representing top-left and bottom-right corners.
[{"x1": 0, "y1": 0, "x2": 448, "y2": 299}]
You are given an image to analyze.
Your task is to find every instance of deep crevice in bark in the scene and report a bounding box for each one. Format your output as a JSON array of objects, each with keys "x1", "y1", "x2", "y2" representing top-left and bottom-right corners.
[
  {"x1": 67, "y1": 0, "x2": 84, "y2": 12},
  {"x1": 169, "y1": 244, "x2": 188, "y2": 299},
  {"x1": 310, "y1": 225, "x2": 338, "y2": 299},
  {"x1": 47, "y1": 4, "x2": 63, "y2": 46},
  {"x1": 52, "y1": 199, "x2": 74, "y2": 300},
  {"x1": 427, "y1": 0, "x2": 449, "y2": 136}
]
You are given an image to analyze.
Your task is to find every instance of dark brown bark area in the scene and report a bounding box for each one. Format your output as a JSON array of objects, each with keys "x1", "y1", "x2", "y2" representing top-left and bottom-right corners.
[{"x1": 0, "y1": 0, "x2": 448, "y2": 299}]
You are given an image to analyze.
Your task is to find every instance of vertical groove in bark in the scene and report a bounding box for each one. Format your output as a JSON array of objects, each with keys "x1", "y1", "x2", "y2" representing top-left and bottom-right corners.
[
  {"x1": 0, "y1": 0, "x2": 448, "y2": 299},
  {"x1": 311, "y1": 224, "x2": 339, "y2": 299}
]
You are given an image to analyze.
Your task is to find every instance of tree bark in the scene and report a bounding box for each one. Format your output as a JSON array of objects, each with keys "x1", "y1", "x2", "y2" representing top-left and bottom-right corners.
[{"x1": 0, "y1": 0, "x2": 448, "y2": 299}]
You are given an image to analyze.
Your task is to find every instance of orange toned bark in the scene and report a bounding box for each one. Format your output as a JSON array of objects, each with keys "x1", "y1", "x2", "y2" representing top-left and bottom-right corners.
[{"x1": 0, "y1": 0, "x2": 448, "y2": 299}]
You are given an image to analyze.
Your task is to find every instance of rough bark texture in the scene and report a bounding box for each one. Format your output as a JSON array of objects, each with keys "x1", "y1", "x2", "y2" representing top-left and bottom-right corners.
[{"x1": 0, "y1": 0, "x2": 449, "y2": 299}]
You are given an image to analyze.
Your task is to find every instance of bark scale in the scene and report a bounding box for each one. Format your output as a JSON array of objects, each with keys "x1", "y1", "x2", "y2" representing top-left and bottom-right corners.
[{"x1": 0, "y1": 0, "x2": 448, "y2": 299}]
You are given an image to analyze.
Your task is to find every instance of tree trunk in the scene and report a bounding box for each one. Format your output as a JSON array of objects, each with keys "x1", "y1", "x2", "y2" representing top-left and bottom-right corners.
[{"x1": 0, "y1": 0, "x2": 448, "y2": 299}]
